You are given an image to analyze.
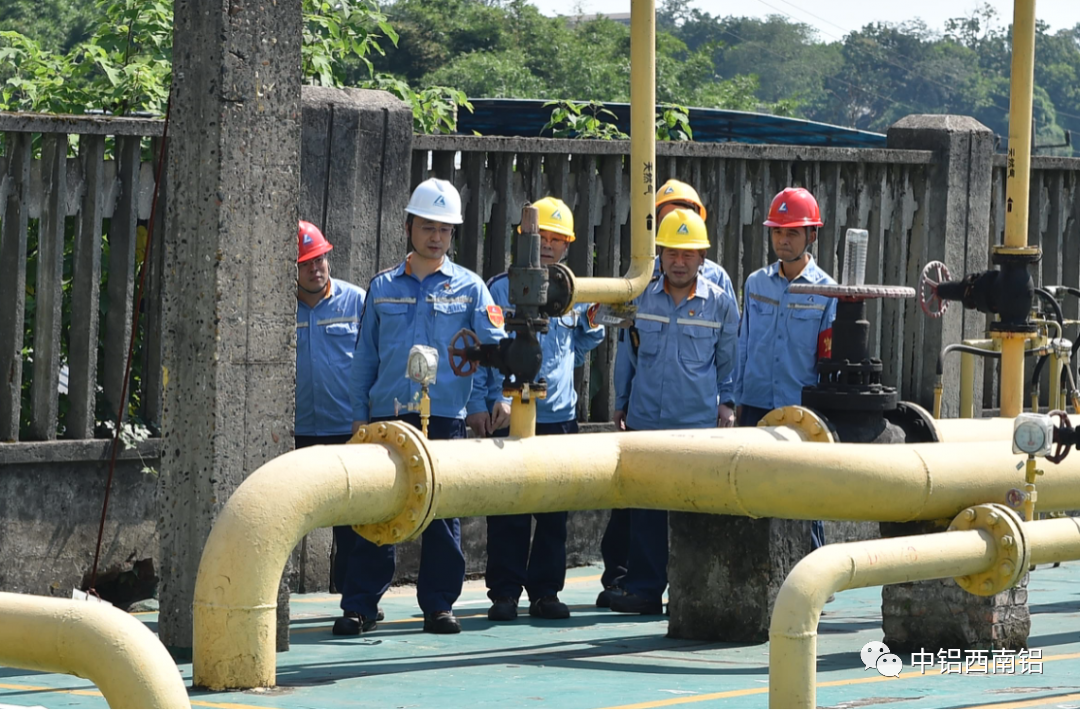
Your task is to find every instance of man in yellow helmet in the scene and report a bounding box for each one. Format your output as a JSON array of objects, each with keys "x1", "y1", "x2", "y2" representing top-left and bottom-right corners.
[
  {"x1": 607, "y1": 208, "x2": 739, "y2": 615},
  {"x1": 476, "y1": 196, "x2": 605, "y2": 622},
  {"x1": 597, "y1": 179, "x2": 740, "y2": 608}
]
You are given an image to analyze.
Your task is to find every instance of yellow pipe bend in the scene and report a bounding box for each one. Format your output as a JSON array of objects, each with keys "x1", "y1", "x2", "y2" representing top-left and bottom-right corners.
[
  {"x1": 768, "y1": 529, "x2": 998, "y2": 708},
  {"x1": 567, "y1": 0, "x2": 654, "y2": 306},
  {"x1": 0, "y1": 592, "x2": 190, "y2": 709}
]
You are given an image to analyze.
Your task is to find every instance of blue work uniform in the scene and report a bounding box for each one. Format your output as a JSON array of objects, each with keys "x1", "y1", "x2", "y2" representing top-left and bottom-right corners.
[
  {"x1": 295, "y1": 278, "x2": 366, "y2": 437},
  {"x1": 478, "y1": 273, "x2": 605, "y2": 604},
  {"x1": 735, "y1": 256, "x2": 836, "y2": 549},
  {"x1": 598, "y1": 257, "x2": 742, "y2": 592},
  {"x1": 735, "y1": 256, "x2": 837, "y2": 412},
  {"x1": 344, "y1": 255, "x2": 507, "y2": 620},
  {"x1": 294, "y1": 277, "x2": 366, "y2": 597},
  {"x1": 612, "y1": 273, "x2": 739, "y2": 603}
]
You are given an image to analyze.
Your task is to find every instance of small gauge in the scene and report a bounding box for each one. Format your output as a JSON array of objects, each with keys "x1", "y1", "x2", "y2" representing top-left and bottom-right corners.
[
  {"x1": 405, "y1": 345, "x2": 439, "y2": 386},
  {"x1": 1012, "y1": 413, "x2": 1053, "y2": 457}
]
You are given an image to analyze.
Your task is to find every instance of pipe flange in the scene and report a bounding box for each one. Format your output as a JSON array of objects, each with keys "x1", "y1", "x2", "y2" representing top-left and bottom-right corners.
[
  {"x1": 349, "y1": 421, "x2": 439, "y2": 546},
  {"x1": 948, "y1": 503, "x2": 1029, "y2": 597},
  {"x1": 758, "y1": 405, "x2": 836, "y2": 443}
]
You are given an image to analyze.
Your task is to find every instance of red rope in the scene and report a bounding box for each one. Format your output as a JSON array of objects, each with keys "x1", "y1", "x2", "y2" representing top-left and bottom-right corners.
[{"x1": 87, "y1": 94, "x2": 172, "y2": 594}]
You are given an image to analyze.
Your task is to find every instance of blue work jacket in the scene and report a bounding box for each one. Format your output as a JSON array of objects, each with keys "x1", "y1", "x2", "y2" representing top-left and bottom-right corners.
[
  {"x1": 615, "y1": 273, "x2": 740, "y2": 431},
  {"x1": 350, "y1": 256, "x2": 507, "y2": 422},
  {"x1": 477, "y1": 273, "x2": 605, "y2": 424},
  {"x1": 295, "y1": 279, "x2": 366, "y2": 437},
  {"x1": 735, "y1": 257, "x2": 838, "y2": 410},
  {"x1": 653, "y1": 255, "x2": 738, "y2": 403}
]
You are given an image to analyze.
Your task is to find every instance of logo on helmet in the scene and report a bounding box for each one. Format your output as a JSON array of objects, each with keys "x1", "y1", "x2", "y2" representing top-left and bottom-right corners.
[
  {"x1": 552, "y1": 209, "x2": 562, "y2": 220},
  {"x1": 664, "y1": 186, "x2": 674, "y2": 194},
  {"x1": 302, "y1": 234, "x2": 313, "y2": 245},
  {"x1": 433, "y1": 195, "x2": 446, "y2": 207},
  {"x1": 778, "y1": 202, "x2": 789, "y2": 213},
  {"x1": 677, "y1": 224, "x2": 689, "y2": 234}
]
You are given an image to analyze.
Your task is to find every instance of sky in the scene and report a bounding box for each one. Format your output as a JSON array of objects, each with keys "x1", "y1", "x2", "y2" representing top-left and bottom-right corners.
[{"x1": 527, "y1": 0, "x2": 1080, "y2": 40}]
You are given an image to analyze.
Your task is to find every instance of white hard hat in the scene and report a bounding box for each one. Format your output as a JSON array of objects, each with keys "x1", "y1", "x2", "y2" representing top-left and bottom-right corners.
[{"x1": 405, "y1": 177, "x2": 463, "y2": 225}]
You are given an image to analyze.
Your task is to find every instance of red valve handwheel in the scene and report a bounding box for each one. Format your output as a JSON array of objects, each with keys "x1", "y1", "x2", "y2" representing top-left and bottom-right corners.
[
  {"x1": 919, "y1": 261, "x2": 951, "y2": 319},
  {"x1": 448, "y1": 329, "x2": 481, "y2": 377},
  {"x1": 1047, "y1": 409, "x2": 1072, "y2": 464}
]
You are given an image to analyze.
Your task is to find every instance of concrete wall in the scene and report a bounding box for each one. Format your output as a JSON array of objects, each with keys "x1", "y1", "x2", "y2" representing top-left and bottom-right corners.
[{"x1": 0, "y1": 440, "x2": 160, "y2": 598}]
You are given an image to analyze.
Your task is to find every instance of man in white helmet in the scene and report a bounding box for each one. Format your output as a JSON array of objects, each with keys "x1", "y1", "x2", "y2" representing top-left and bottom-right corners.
[{"x1": 339, "y1": 177, "x2": 508, "y2": 636}]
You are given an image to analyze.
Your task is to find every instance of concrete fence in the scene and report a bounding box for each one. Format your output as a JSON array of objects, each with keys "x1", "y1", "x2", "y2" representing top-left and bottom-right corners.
[
  {"x1": 5, "y1": 90, "x2": 1080, "y2": 598},
  {"x1": 0, "y1": 114, "x2": 166, "y2": 444}
]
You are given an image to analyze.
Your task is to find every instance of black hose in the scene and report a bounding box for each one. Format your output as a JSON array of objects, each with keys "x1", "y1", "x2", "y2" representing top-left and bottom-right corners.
[
  {"x1": 1032, "y1": 354, "x2": 1048, "y2": 390},
  {"x1": 1034, "y1": 287, "x2": 1065, "y2": 328},
  {"x1": 936, "y1": 343, "x2": 1002, "y2": 377}
]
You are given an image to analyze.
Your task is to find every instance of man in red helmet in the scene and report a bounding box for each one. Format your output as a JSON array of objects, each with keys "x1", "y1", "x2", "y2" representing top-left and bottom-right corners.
[
  {"x1": 294, "y1": 220, "x2": 371, "y2": 616},
  {"x1": 734, "y1": 188, "x2": 837, "y2": 549}
]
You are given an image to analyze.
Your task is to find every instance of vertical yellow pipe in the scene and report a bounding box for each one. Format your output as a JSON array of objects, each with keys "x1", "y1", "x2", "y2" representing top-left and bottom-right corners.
[
  {"x1": 568, "y1": 0, "x2": 655, "y2": 305},
  {"x1": 509, "y1": 394, "x2": 537, "y2": 438},
  {"x1": 960, "y1": 352, "x2": 975, "y2": 418},
  {"x1": 1001, "y1": 337, "x2": 1026, "y2": 418},
  {"x1": 1003, "y1": 0, "x2": 1036, "y2": 248},
  {"x1": 1049, "y1": 351, "x2": 1061, "y2": 412}
]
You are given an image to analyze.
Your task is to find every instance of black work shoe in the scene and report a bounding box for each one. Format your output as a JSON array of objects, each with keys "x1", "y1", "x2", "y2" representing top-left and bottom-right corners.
[
  {"x1": 333, "y1": 612, "x2": 376, "y2": 636},
  {"x1": 609, "y1": 591, "x2": 663, "y2": 615},
  {"x1": 377, "y1": 606, "x2": 385, "y2": 621},
  {"x1": 423, "y1": 610, "x2": 462, "y2": 634},
  {"x1": 488, "y1": 598, "x2": 519, "y2": 621},
  {"x1": 529, "y1": 596, "x2": 570, "y2": 620},
  {"x1": 596, "y1": 587, "x2": 624, "y2": 608}
]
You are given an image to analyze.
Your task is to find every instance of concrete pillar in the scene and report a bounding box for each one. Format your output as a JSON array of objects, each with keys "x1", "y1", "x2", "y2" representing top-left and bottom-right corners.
[
  {"x1": 290, "y1": 86, "x2": 413, "y2": 594},
  {"x1": 668, "y1": 513, "x2": 810, "y2": 642},
  {"x1": 886, "y1": 115, "x2": 995, "y2": 416},
  {"x1": 158, "y1": 0, "x2": 301, "y2": 656},
  {"x1": 880, "y1": 521, "x2": 1030, "y2": 653}
]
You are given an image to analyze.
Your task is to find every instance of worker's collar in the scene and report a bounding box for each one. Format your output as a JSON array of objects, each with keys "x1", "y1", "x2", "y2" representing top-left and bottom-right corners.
[
  {"x1": 398, "y1": 253, "x2": 455, "y2": 279},
  {"x1": 297, "y1": 277, "x2": 333, "y2": 307},
  {"x1": 767, "y1": 256, "x2": 824, "y2": 284}
]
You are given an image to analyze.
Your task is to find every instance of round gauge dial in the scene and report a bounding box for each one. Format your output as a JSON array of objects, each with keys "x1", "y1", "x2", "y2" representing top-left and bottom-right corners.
[
  {"x1": 1014, "y1": 420, "x2": 1047, "y2": 454},
  {"x1": 408, "y1": 353, "x2": 432, "y2": 383}
]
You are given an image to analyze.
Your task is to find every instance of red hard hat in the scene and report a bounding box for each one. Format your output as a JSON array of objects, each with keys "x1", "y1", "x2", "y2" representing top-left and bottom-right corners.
[
  {"x1": 298, "y1": 220, "x2": 333, "y2": 263},
  {"x1": 763, "y1": 188, "x2": 823, "y2": 228}
]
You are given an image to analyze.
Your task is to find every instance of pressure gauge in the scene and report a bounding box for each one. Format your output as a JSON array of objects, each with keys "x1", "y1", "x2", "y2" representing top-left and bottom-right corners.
[
  {"x1": 405, "y1": 345, "x2": 439, "y2": 386},
  {"x1": 1012, "y1": 413, "x2": 1053, "y2": 456}
]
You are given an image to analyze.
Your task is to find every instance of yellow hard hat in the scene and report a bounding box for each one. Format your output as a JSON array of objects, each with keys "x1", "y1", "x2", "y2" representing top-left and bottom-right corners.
[
  {"x1": 655, "y1": 179, "x2": 707, "y2": 221},
  {"x1": 518, "y1": 196, "x2": 575, "y2": 242},
  {"x1": 656, "y1": 207, "x2": 710, "y2": 250}
]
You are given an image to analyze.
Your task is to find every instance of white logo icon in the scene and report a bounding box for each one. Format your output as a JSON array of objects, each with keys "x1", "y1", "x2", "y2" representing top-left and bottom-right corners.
[
  {"x1": 552, "y1": 209, "x2": 562, "y2": 220},
  {"x1": 860, "y1": 642, "x2": 903, "y2": 676}
]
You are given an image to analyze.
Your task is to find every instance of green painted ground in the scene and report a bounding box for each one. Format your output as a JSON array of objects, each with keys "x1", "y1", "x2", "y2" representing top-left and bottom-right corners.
[{"x1": 3, "y1": 564, "x2": 1080, "y2": 709}]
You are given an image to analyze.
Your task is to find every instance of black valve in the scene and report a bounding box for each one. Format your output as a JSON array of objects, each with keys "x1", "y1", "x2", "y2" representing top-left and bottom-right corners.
[
  {"x1": 1048, "y1": 410, "x2": 1080, "y2": 464},
  {"x1": 933, "y1": 256, "x2": 1036, "y2": 332}
]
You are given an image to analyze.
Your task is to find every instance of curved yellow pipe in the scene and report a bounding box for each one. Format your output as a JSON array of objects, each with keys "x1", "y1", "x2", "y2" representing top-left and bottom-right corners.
[
  {"x1": 768, "y1": 529, "x2": 998, "y2": 708},
  {"x1": 567, "y1": 0, "x2": 654, "y2": 306},
  {"x1": 195, "y1": 422, "x2": 1080, "y2": 689},
  {"x1": 0, "y1": 592, "x2": 190, "y2": 709}
]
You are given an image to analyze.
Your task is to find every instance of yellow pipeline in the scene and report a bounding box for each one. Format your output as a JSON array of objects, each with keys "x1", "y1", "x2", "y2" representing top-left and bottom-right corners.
[
  {"x1": 768, "y1": 528, "x2": 997, "y2": 708},
  {"x1": 566, "y1": 0, "x2": 654, "y2": 305},
  {"x1": 960, "y1": 351, "x2": 975, "y2": 418},
  {"x1": 1003, "y1": 0, "x2": 1035, "y2": 249},
  {"x1": 994, "y1": 0, "x2": 1038, "y2": 415},
  {"x1": 194, "y1": 423, "x2": 1080, "y2": 689},
  {"x1": 771, "y1": 511, "x2": 1080, "y2": 709},
  {"x1": 0, "y1": 592, "x2": 190, "y2": 709}
]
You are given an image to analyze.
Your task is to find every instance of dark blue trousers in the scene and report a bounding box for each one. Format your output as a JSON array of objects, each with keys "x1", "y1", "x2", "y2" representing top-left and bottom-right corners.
[
  {"x1": 600, "y1": 509, "x2": 631, "y2": 589},
  {"x1": 340, "y1": 414, "x2": 467, "y2": 618},
  {"x1": 739, "y1": 404, "x2": 825, "y2": 551},
  {"x1": 486, "y1": 419, "x2": 577, "y2": 601},
  {"x1": 621, "y1": 508, "x2": 669, "y2": 602},
  {"x1": 294, "y1": 433, "x2": 359, "y2": 594}
]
